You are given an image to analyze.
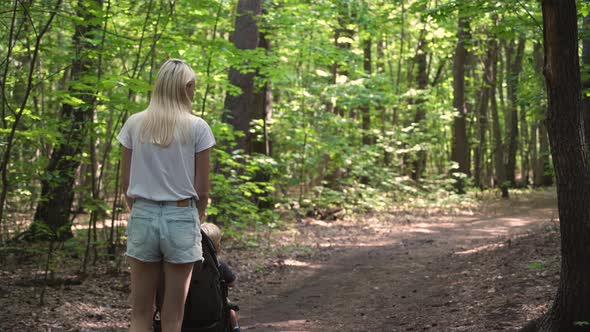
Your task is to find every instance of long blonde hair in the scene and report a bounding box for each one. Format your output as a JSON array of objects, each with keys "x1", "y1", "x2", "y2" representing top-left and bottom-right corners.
[{"x1": 140, "y1": 59, "x2": 195, "y2": 147}]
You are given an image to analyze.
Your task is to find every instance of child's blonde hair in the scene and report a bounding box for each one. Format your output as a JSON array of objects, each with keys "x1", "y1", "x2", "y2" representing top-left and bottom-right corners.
[
  {"x1": 201, "y1": 223, "x2": 221, "y2": 252},
  {"x1": 140, "y1": 59, "x2": 195, "y2": 147}
]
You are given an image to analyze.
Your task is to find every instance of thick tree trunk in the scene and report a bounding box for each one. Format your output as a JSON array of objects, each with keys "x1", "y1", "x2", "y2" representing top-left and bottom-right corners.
[
  {"x1": 451, "y1": 15, "x2": 470, "y2": 192},
  {"x1": 32, "y1": 0, "x2": 102, "y2": 239},
  {"x1": 582, "y1": 14, "x2": 590, "y2": 147},
  {"x1": 529, "y1": 1, "x2": 590, "y2": 330},
  {"x1": 222, "y1": 0, "x2": 263, "y2": 153},
  {"x1": 505, "y1": 37, "x2": 526, "y2": 187}
]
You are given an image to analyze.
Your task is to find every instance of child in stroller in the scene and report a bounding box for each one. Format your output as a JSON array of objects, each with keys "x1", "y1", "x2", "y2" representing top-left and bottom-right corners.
[{"x1": 153, "y1": 223, "x2": 240, "y2": 332}]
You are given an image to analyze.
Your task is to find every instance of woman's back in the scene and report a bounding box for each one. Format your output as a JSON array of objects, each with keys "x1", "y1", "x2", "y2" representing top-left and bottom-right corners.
[{"x1": 117, "y1": 110, "x2": 215, "y2": 202}]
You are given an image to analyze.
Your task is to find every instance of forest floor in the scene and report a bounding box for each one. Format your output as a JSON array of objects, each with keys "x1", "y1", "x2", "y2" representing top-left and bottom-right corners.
[{"x1": 0, "y1": 189, "x2": 559, "y2": 332}]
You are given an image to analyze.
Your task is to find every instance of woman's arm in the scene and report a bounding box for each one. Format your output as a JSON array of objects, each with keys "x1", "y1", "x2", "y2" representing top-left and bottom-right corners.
[
  {"x1": 121, "y1": 146, "x2": 133, "y2": 210},
  {"x1": 194, "y1": 148, "x2": 211, "y2": 220}
]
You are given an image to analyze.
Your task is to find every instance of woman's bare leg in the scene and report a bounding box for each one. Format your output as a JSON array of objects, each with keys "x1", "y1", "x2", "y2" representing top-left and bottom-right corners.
[
  {"x1": 161, "y1": 262, "x2": 194, "y2": 332},
  {"x1": 128, "y1": 257, "x2": 161, "y2": 332}
]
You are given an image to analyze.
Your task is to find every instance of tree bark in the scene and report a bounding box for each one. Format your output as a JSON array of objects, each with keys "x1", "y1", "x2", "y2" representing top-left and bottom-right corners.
[
  {"x1": 411, "y1": 32, "x2": 428, "y2": 181},
  {"x1": 361, "y1": 37, "x2": 372, "y2": 146},
  {"x1": 488, "y1": 19, "x2": 508, "y2": 197},
  {"x1": 33, "y1": 0, "x2": 103, "y2": 239},
  {"x1": 250, "y1": 28, "x2": 272, "y2": 156},
  {"x1": 532, "y1": 42, "x2": 554, "y2": 187},
  {"x1": 451, "y1": 15, "x2": 471, "y2": 192},
  {"x1": 537, "y1": 122, "x2": 553, "y2": 186},
  {"x1": 377, "y1": 37, "x2": 391, "y2": 166},
  {"x1": 474, "y1": 32, "x2": 493, "y2": 189},
  {"x1": 329, "y1": 2, "x2": 355, "y2": 117},
  {"x1": 222, "y1": 0, "x2": 264, "y2": 153},
  {"x1": 520, "y1": 103, "x2": 530, "y2": 186},
  {"x1": 505, "y1": 36, "x2": 526, "y2": 187},
  {"x1": 531, "y1": 121, "x2": 539, "y2": 185},
  {"x1": 529, "y1": 1, "x2": 590, "y2": 330},
  {"x1": 582, "y1": 14, "x2": 590, "y2": 147}
]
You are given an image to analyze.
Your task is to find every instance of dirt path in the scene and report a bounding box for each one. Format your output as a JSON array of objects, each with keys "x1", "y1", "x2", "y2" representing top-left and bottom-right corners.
[
  {"x1": 0, "y1": 190, "x2": 559, "y2": 331},
  {"x1": 237, "y1": 191, "x2": 558, "y2": 332}
]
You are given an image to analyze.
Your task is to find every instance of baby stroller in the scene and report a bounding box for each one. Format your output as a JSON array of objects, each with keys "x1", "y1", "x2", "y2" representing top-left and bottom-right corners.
[{"x1": 153, "y1": 231, "x2": 234, "y2": 332}]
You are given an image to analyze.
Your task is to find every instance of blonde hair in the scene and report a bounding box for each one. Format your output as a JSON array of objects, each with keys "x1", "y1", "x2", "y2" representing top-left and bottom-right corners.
[
  {"x1": 140, "y1": 59, "x2": 195, "y2": 147},
  {"x1": 201, "y1": 223, "x2": 222, "y2": 252}
]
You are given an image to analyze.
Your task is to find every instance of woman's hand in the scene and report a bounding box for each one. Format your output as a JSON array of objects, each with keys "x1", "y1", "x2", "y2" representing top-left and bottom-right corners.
[{"x1": 125, "y1": 195, "x2": 134, "y2": 211}]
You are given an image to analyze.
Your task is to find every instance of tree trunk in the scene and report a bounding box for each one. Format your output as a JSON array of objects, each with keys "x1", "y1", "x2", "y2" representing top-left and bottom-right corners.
[
  {"x1": 222, "y1": 0, "x2": 263, "y2": 153},
  {"x1": 582, "y1": 14, "x2": 590, "y2": 147},
  {"x1": 32, "y1": 0, "x2": 103, "y2": 239},
  {"x1": 330, "y1": 3, "x2": 355, "y2": 117},
  {"x1": 391, "y1": 0, "x2": 405, "y2": 129},
  {"x1": 250, "y1": 26, "x2": 273, "y2": 210},
  {"x1": 361, "y1": 37, "x2": 372, "y2": 146},
  {"x1": 488, "y1": 19, "x2": 508, "y2": 197},
  {"x1": 531, "y1": 121, "x2": 539, "y2": 185},
  {"x1": 537, "y1": 123, "x2": 553, "y2": 186},
  {"x1": 251, "y1": 28, "x2": 272, "y2": 156},
  {"x1": 505, "y1": 36, "x2": 526, "y2": 187},
  {"x1": 520, "y1": 103, "x2": 530, "y2": 186},
  {"x1": 474, "y1": 29, "x2": 495, "y2": 189},
  {"x1": 377, "y1": 37, "x2": 391, "y2": 166},
  {"x1": 411, "y1": 33, "x2": 428, "y2": 181},
  {"x1": 530, "y1": 1, "x2": 590, "y2": 330},
  {"x1": 532, "y1": 42, "x2": 553, "y2": 187},
  {"x1": 451, "y1": 15, "x2": 470, "y2": 192}
]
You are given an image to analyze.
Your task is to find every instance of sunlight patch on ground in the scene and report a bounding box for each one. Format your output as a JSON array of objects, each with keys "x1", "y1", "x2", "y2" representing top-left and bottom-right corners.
[
  {"x1": 72, "y1": 219, "x2": 127, "y2": 230},
  {"x1": 455, "y1": 242, "x2": 505, "y2": 255},
  {"x1": 245, "y1": 319, "x2": 309, "y2": 331},
  {"x1": 317, "y1": 239, "x2": 398, "y2": 248},
  {"x1": 505, "y1": 219, "x2": 536, "y2": 227},
  {"x1": 282, "y1": 259, "x2": 319, "y2": 268},
  {"x1": 78, "y1": 321, "x2": 128, "y2": 330},
  {"x1": 409, "y1": 228, "x2": 436, "y2": 234},
  {"x1": 302, "y1": 218, "x2": 335, "y2": 227},
  {"x1": 406, "y1": 222, "x2": 457, "y2": 233}
]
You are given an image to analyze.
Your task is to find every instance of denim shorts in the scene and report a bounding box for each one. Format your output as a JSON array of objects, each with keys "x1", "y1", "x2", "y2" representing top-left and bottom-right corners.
[{"x1": 125, "y1": 198, "x2": 202, "y2": 264}]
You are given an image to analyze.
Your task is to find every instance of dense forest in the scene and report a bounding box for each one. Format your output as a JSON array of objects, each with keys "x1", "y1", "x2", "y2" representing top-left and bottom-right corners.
[
  {"x1": 1, "y1": 0, "x2": 590, "y2": 331},
  {"x1": 0, "y1": 0, "x2": 557, "y2": 242}
]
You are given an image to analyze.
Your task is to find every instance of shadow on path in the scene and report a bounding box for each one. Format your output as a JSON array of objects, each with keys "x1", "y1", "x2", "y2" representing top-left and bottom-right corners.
[{"x1": 240, "y1": 191, "x2": 557, "y2": 331}]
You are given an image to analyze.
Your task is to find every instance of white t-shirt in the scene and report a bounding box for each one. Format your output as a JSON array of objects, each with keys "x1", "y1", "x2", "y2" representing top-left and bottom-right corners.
[{"x1": 116, "y1": 111, "x2": 215, "y2": 201}]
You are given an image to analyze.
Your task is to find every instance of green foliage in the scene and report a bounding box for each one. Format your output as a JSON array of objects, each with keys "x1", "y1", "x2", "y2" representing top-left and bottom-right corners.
[
  {"x1": 528, "y1": 260, "x2": 545, "y2": 271},
  {"x1": 0, "y1": 0, "x2": 554, "y2": 247},
  {"x1": 208, "y1": 123, "x2": 279, "y2": 232}
]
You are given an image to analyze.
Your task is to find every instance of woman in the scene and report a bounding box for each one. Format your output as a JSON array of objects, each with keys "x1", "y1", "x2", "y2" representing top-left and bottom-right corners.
[{"x1": 117, "y1": 59, "x2": 215, "y2": 332}]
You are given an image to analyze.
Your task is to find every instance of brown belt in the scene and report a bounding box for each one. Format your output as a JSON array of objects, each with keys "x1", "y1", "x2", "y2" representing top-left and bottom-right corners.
[
  {"x1": 135, "y1": 197, "x2": 193, "y2": 207},
  {"x1": 176, "y1": 198, "x2": 191, "y2": 207}
]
